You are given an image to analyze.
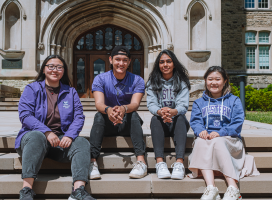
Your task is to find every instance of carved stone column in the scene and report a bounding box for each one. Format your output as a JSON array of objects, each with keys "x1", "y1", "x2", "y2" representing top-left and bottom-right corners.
[
  {"x1": 61, "y1": 47, "x2": 66, "y2": 58},
  {"x1": 56, "y1": 45, "x2": 61, "y2": 55},
  {"x1": 50, "y1": 44, "x2": 56, "y2": 55}
]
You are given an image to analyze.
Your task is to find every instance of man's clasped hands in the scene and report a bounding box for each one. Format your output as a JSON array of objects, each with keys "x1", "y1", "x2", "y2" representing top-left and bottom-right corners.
[{"x1": 107, "y1": 106, "x2": 127, "y2": 126}]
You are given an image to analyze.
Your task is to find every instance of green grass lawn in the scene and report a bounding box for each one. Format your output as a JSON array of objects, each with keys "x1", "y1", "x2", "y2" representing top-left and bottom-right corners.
[{"x1": 246, "y1": 111, "x2": 272, "y2": 124}]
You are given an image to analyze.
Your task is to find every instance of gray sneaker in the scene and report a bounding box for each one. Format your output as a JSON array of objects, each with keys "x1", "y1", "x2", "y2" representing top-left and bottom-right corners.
[
  {"x1": 19, "y1": 187, "x2": 35, "y2": 200},
  {"x1": 68, "y1": 185, "x2": 96, "y2": 200}
]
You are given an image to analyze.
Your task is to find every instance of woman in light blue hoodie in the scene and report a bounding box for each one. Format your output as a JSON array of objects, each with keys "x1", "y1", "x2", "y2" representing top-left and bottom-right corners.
[
  {"x1": 146, "y1": 49, "x2": 190, "y2": 180},
  {"x1": 189, "y1": 66, "x2": 259, "y2": 200}
]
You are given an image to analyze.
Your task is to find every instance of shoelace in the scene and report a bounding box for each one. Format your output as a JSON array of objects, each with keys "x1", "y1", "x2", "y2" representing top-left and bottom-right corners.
[
  {"x1": 156, "y1": 162, "x2": 168, "y2": 171},
  {"x1": 226, "y1": 187, "x2": 237, "y2": 198},
  {"x1": 171, "y1": 162, "x2": 183, "y2": 171},
  {"x1": 132, "y1": 161, "x2": 145, "y2": 170},
  {"x1": 20, "y1": 187, "x2": 36, "y2": 199},
  {"x1": 91, "y1": 162, "x2": 98, "y2": 171},
  {"x1": 203, "y1": 187, "x2": 211, "y2": 195},
  {"x1": 76, "y1": 186, "x2": 89, "y2": 198}
]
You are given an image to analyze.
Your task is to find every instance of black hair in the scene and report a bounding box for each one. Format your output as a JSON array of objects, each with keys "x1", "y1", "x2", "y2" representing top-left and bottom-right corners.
[
  {"x1": 35, "y1": 55, "x2": 72, "y2": 86},
  {"x1": 110, "y1": 47, "x2": 131, "y2": 70},
  {"x1": 146, "y1": 49, "x2": 191, "y2": 93},
  {"x1": 203, "y1": 66, "x2": 230, "y2": 97}
]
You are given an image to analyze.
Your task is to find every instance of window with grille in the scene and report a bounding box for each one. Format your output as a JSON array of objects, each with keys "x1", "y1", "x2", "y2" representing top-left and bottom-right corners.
[
  {"x1": 259, "y1": 46, "x2": 269, "y2": 69},
  {"x1": 245, "y1": 0, "x2": 269, "y2": 9},
  {"x1": 74, "y1": 26, "x2": 142, "y2": 51},
  {"x1": 245, "y1": 31, "x2": 270, "y2": 70},
  {"x1": 245, "y1": 0, "x2": 255, "y2": 8},
  {"x1": 258, "y1": 0, "x2": 268, "y2": 8},
  {"x1": 246, "y1": 32, "x2": 256, "y2": 43},
  {"x1": 246, "y1": 47, "x2": 256, "y2": 69},
  {"x1": 259, "y1": 32, "x2": 269, "y2": 43}
]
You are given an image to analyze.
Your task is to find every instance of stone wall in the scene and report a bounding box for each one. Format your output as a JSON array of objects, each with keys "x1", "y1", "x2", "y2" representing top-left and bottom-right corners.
[
  {"x1": 230, "y1": 75, "x2": 272, "y2": 89},
  {"x1": 0, "y1": 79, "x2": 35, "y2": 94},
  {"x1": 246, "y1": 12, "x2": 272, "y2": 27},
  {"x1": 221, "y1": 0, "x2": 245, "y2": 70}
]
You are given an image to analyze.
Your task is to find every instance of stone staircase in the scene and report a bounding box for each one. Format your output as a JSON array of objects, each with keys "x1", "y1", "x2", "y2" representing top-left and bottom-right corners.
[
  {"x1": 0, "y1": 98, "x2": 195, "y2": 112},
  {"x1": 1, "y1": 126, "x2": 272, "y2": 199}
]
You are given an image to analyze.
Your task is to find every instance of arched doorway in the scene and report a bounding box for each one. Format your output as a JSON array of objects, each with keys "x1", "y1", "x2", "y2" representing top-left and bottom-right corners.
[{"x1": 73, "y1": 25, "x2": 144, "y2": 98}]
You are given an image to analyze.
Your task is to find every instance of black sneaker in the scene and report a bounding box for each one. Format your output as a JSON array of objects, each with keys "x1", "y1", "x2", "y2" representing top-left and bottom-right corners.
[
  {"x1": 19, "y1": 187, "x2": 36, "y2": 200},
  {"x1": 68, "y1": 185, "x2": 96, "y2": 200}
]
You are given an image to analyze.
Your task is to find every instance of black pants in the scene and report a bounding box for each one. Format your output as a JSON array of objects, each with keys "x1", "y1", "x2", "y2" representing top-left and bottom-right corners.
[
  {"x1": 90, "y1": 111, "x2": 146, "y2": 159},
  {"x1": 150, "y1": 115, "x2": 190, "y2": 160},
  {"x1": 16, "y1": 131, "x2": 90, "y2": 184}
]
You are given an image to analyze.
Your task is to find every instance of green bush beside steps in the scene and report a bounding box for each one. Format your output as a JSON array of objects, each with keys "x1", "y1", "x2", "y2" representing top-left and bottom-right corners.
[{"x1": 231, "y1": 83, "x2": 272, "y2": 111}]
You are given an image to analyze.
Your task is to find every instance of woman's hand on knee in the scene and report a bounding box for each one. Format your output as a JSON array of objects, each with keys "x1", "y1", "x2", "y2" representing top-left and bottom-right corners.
[
  {"x1": 59, "y1": 136, "x2": 73, "y2": 148},
  {"x1": 208, "y1": 132, "x2": 220, "y2": 140},
  {"x1": 45, "y1": 131, "x2": 60, "y2": 147},
  {"x1": 199, "y1": 130, "x2": 209, "y2": 140}
]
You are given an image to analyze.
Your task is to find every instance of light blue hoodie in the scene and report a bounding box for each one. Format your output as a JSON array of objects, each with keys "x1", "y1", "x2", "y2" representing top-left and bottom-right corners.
[
  {"x1": 146, "y1": 77, "x2": 189, "y2": 116},
  {"x1": 190, "y1": 91, "x2": 244, "y2": 139}
]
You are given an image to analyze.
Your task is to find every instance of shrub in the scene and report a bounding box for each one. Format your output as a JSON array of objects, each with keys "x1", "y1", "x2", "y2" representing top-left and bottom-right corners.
[{"x1": 230, "y1": 83, "x2": 272, "y2": 111}]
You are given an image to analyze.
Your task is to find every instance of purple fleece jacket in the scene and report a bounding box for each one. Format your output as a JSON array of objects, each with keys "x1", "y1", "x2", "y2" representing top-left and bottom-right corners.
[{"x1": 15, "y1": 80, "x2": 85, "y2": 149}]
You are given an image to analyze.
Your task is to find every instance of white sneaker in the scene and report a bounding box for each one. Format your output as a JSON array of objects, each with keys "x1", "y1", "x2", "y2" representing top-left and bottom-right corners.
[
  {"x1": 129, "y1": 161, "x2": 147, "y2": 179},
  {"x1": 156, "y1": 162, "x2": 171, "y2": 179},
  {"x1": 89, "y1": 161, "x2": 101, "y2": 180},
  {"x1": 223, "y1": 186, "x2": 242, "y2": 200},
  {"x1": 171, "y1": 162, "x2": 185, "y2": 180},
  {"x1": 201, "y1": 185, "x2": 221, "y2": 200}
]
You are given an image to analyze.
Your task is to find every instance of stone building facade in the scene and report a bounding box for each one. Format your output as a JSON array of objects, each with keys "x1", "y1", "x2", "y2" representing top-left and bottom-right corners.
[{"x1": 0, "y1": 0, "x2": 270, "y2": 97}]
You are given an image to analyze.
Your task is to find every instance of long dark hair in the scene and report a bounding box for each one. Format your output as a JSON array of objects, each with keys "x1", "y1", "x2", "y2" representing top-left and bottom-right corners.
[
  {"x1": 146, "y1": 49, "x2": 191, "y2": 92},
  {"x1": 204, "y1": 66, "x2": 230, "y2": 97},
  {"x1": 36, "y1": 55, "x2": 72, "y2": 86}
]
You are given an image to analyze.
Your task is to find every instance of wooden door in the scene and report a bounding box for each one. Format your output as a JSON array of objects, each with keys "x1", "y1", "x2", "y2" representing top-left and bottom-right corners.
[
  {"x1": 74, "y1": 55, "x2": 89, "y2": 98},
  {"x1": 89, "y1": 55, "x2": 110, "y2": 98}
]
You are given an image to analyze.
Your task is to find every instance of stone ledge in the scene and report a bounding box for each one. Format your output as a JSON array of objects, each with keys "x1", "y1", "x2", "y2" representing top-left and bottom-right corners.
[
  {"x1": 1, "y1": 134, "x2": 272, "y2": 150},
  {"x1": 0, "y1": 152, "x2": 271, "y2": 171},
  {"x1": 0, "y1": 174, "x2": 271, "y2": 196}
]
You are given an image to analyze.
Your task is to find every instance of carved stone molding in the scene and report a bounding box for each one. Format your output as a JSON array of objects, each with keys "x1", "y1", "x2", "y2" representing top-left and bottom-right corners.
[
  {"x1": 38, "y1": 43, "x2": 44, "y2": 50},
  {"x1": 167, "y1": 44, "x2": 174, "y2": 51}
]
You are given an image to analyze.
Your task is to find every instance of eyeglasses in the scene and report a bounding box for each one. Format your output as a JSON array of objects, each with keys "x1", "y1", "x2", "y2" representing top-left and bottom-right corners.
[{"x1": 46, "y1": 64, "x2": 64, "y2": 71}]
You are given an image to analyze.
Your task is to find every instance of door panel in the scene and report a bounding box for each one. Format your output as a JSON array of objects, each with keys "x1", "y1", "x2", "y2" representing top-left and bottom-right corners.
[
  {"x1": 90, "y1": 55, "x2": 110, "y2": 98},
  {"x1": 74, "y1": 55, "x2": 89, "y2": 98}
]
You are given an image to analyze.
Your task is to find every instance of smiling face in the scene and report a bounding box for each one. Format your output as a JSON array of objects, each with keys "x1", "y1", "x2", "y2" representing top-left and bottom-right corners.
[
  {"x1": 43, "y1": 58, "x2": 64, "y2": 86},
  {"x1": 206, "y1": 71, "x2": 227, "y2": 98},
  {"x1": 159, "y1": 54, "x2": 174, "y2": 80},
  {"x1": 109, "y1": 53, "x2": 131, "y2": 77}
]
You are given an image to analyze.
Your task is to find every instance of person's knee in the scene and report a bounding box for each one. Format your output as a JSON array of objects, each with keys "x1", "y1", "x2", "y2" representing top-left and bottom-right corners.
[
  {"x1": 151, "y1": 115, "x2": 160, "y2": 123},
  {"x1": 73, "y1": 137, "x2": 90, "y2": 153},
  {"x1": 24, "y1": 131, "x2": 47, "y2": 144},
  {"x1": 213, "y1": 137, "x2": 226, "y2": 149},
  {"x1": 130, "y1": 111, "x2": 140, "y2": 120},
  {"x1": 93, "y1": 112, "x2": 106, "y2": 124}
]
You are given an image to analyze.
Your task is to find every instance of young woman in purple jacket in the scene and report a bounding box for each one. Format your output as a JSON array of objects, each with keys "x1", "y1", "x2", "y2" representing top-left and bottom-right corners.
[{"x1": 16, "y1": 55, "x2": 96, "y2": 200}]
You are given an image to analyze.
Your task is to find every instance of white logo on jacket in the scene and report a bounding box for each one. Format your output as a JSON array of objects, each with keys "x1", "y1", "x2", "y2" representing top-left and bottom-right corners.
[{"x1": 63, "y1": 101, "x2": 70, "y2": 109}]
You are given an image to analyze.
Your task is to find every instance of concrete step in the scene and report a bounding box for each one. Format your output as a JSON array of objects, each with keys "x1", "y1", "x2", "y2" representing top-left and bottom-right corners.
[
  {"x1": 1, "y1": 152, "x2": 271, "y2": 171},
  {"x1": 0, "y1": 98, "x2": 195, "y2": 111},
  {"x1": 1, "y1": 133, "x2": 272, "y2": 152},
  {"x1": 0, "y1": 152, "x2": 190, "y2": 171},
  {"x1": 0, "y1": 173, "x2": 271, "y2": 198}
]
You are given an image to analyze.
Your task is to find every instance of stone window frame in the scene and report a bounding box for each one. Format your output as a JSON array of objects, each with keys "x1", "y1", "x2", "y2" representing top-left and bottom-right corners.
[
  {"x1": 244, "y1": 30, "x2": 271, "y2": 71},
  {"x1": 244, "y1": 0, "x2": 271, "y2": 10}
]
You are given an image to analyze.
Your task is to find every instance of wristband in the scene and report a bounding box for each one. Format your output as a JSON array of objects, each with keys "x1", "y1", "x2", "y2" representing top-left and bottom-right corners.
[
  {"x1": 105, "y1": 106, "x2": 110, "y2": 114},
  {"x1": 122, "y1": 105, "x2": 128, "y2": 113}
]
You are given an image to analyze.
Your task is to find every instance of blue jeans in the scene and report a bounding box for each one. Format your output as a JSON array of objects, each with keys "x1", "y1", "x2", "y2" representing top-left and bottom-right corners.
[{"x1": 16, "y1": 131, "x2": 90, "y2": 184}]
